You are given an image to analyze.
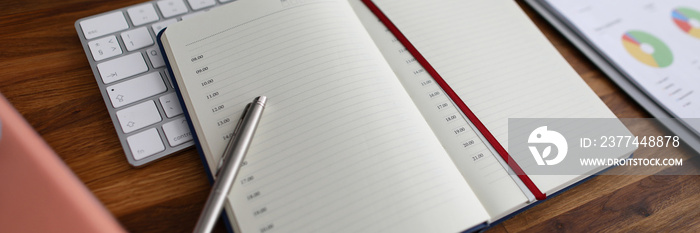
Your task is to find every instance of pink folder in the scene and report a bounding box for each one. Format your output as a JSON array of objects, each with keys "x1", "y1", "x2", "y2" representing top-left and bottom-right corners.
[{"x1": 0, "y1": 93, "x2": 126, "y2": 233}]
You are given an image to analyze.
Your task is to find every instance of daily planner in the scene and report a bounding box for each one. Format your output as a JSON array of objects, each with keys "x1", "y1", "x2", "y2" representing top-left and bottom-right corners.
[{"x1": 159, "y1": 0, "x2": 634, "y2": 232}]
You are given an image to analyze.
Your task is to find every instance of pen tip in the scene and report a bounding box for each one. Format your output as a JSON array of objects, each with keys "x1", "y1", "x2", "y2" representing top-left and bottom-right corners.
[{"x1": 256, "y1": 96, "x2": 267, "y2": 106}]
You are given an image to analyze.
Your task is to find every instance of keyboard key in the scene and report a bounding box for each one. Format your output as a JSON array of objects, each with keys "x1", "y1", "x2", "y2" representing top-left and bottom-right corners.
[
  {"x1": 97, "y1": 53, "x2": 148, "y2": 84},
  {"x1": 116, "y1": 100, "x2": 162, "y2": 134},
  {"x1": 151, "y1": 18, "x2": 178, "y2": 34},
  {"x1": 219, "y1": 0, "x2": 234, "y2": 3},
  {"x1": 127, "y1": 128, "x2": 165, "y2": 160},
  {"x1": 106, "y1": 72, "x2": 167, "y2": 108},
  {"x1": 181, "y1": 10, "x2": 208, "y2": 21},
  {"x1": 88, "y1": 35, "x2": 122, "y2": 61},
  {"x1": 187, "y1": 0, "x2": 216, "y2": 10},
  {"x1": 146, "y1": 47, "x2": 166, "y2": 68},
  {"x1": 157, "y1": 0, "x2": 189, "y2": 18},
  {"x1": 127, "y1": 3, "x2": 160, "y2": 26},
  {"x1": 162, "y1": 118, "x2": 193, "y2": 146},
  {"x1": 121, "y1": 27, "x2": 154, "y2": 51},
  {"x1": 80, "y1": 11, "x2": 129, "y2": 40},
  {"x1": 159, "y1": 92, "x2": 183, "y2": 118}
]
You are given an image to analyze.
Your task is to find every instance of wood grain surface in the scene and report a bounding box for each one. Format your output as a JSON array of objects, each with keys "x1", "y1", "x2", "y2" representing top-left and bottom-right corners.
[{"x1": 0, "y1": 0, "x2": 697, "y2": 232}]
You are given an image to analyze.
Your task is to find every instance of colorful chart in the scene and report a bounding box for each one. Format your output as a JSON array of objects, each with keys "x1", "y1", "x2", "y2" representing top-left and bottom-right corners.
[
  {"x1": 672, "y1": 7, "x2": 700, "y2": 39},
  {"x1": 621, "y1": 31, "x2": 673, "y2": 68}
]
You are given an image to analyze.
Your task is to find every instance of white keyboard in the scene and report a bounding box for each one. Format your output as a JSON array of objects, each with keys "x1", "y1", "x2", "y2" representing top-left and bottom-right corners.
[{"x1": 75, "y1": 0, "x2": 235, "y2": 166}]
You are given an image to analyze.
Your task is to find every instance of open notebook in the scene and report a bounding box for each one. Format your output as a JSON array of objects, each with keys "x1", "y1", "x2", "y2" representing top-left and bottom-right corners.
[{"x1": 158, "y1": 0, "x2": 634, "y2": 232}]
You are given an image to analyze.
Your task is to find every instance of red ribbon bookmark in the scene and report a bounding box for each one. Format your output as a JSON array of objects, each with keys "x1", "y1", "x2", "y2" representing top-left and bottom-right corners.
[{"x1": 362, "y1": 0, "x2": 546, "y2": 200}]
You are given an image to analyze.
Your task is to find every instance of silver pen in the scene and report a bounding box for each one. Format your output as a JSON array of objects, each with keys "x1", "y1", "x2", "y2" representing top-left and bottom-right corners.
[{"x1": 194, "y1": 96, "x2": 267, "y2": 233}]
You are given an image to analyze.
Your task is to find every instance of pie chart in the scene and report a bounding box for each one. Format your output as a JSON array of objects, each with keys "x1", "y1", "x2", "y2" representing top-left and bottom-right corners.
[
  {"x1": 621, "y1": 31, "x2": 673, "y2": 68},
  {"x1": 672, "y1": 7, "x2": 700, "y2": 39}
]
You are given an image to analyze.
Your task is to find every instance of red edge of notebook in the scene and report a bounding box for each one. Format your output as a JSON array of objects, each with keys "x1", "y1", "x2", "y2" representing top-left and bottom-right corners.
[{"x1": 361, "y1": 0, "x2": 546, "y2": 201}]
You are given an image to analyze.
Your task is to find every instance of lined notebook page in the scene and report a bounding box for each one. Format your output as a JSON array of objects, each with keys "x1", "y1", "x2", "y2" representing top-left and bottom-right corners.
[
  {"x1": 349, "y1": 0, "x2": 530, "y2": 220},
  {"x1": 372, "y1": 0, "x2": 617, "y2": 196},
  {"x1": 161, "y1": 0, "x2": 489, "y2": 232}
]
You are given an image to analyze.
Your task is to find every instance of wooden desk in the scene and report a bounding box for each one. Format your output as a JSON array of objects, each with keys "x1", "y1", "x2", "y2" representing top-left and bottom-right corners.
[{"x1": 0, "y1": 0, "x2": 698, "y2": 232}]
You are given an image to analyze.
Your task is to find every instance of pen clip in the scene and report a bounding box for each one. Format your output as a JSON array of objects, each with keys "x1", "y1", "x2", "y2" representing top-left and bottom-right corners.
[{"x1": 215, "y1": 103, "x2": 252, "y2": 177}]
